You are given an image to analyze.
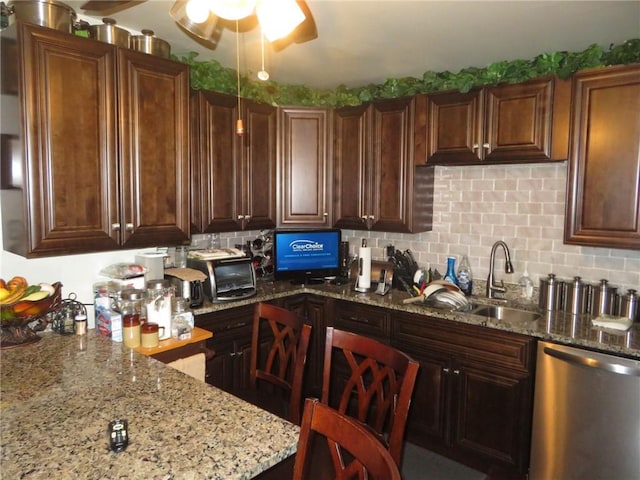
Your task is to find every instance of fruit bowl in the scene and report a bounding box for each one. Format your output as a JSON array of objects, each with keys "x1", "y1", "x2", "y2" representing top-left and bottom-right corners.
[{"x1": 0, "y1": 282, "x2": 63, "y2": 348}]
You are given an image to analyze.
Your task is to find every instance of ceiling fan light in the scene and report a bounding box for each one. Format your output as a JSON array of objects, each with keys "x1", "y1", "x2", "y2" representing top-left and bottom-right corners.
[
  {"x1": 185, "y1": 0, "x2": 210, "y2": 23},
  {"x1": 256, "y1": 0, "x2": 305, "y2": 42},
  {"x1": 170, "y1": 0, "x2": 220, "y2": 42},
  {"x1": 209, "y1": 0, "x2": 257, "y2": 20}
]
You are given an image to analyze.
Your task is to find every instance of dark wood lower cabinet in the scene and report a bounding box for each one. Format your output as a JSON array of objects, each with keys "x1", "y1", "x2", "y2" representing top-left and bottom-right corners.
[
  {"x1": 392, "y1": 311, "x2": 536, "y2": 476},
  {"x1": 195, "y1": 296, "x2": 536, "y2": 477}
]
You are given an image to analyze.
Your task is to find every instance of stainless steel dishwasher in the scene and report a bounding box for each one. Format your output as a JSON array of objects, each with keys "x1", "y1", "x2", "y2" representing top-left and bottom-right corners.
[{"x1": 529, "y1": 341, "x2": 640, "y2": 480}]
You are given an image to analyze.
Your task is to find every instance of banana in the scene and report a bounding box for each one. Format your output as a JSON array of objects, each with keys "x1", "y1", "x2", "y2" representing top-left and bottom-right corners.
[
  {"x1": 0, "y1": 276, "x2": 32, "y2": 305},
  {"x1": 0, "y1": 288, "x2": 9, "y2": 301}
]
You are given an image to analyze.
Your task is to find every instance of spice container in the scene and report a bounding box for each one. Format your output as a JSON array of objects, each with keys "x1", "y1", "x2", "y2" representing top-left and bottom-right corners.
[
  {"x1": 141, "y1": 322, "x2": 161, "y2": 348},
  {"x1": 123, "y1": 315, "x2": 140, "y2": 348},
  {"x1": 74, "y1": 314, "x2": 87, "y2": 336}
]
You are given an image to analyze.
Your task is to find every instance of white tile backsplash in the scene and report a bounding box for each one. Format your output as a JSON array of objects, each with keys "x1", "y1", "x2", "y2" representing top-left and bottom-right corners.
[{"x1": 343, "y1": 163, "x2": 640, "y2": 294}]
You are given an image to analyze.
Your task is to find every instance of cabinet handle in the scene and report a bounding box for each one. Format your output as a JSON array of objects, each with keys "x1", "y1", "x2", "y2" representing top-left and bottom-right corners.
[
  {"x1": 472, "y1": 144, "x2": 480, "y2": 150},
  {"x1": 125, "y1": 223, "x2": 134, "y2": 232},
  {"x1": 348, "y1": 316, "x2": 370, "y2": 324},
  {"x1": 482, "y1": 143, "x2": 490, "y2": 150},
  {"x1": 443, "y1": 368, "x2": 450, "y2": 374},
  {"x1": 453, "y1": 369, "x2": 461, "y2": 375},
  {"x1": 111, "y1": 223, "x2": 121, "y2": 231},
  {"x1": 237, "y1": 215, "x2": 245, "y2": 220},
  {"x1": 368, "y1": 215, "x2": 375, "y2": 220},
  {"x1": 244, "y1": 214, "x2": 251, "y2": 222},
  {"x1": 226, "y1": 322, "x2": 247, "y2": 330},
  {"x1": 230, "y1": 352, "x2": 236, "y2": 357},
  {"x1": 361, "y1": 215, "x2": 367, "y2": 222}
]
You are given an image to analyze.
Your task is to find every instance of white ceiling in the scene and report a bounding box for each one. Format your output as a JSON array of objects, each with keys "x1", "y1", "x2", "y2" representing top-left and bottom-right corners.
[{"x1": 66, "y1": 0, "x2": 640, "y2": 89}]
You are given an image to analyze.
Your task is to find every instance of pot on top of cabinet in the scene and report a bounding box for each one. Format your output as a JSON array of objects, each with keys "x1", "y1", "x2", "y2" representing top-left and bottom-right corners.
[
  {"x1": 130, "y1": 29, "x2": 170, "y2": 58},
  {"x1": 88, "y1": 17, "x2": 130, "y2": 48},
  {"x1": 7, "y1": 0, "x2": 76, "y2": 33}
]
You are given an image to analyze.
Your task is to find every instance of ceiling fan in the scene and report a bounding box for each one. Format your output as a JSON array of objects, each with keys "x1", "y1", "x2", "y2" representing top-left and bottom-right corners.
[{"x1": 79, "y1": 0, "x2": 317, "y2": 50}]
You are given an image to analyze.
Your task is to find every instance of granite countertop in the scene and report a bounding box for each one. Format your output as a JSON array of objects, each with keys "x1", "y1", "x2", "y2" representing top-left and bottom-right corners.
[
  {"x1": 193, "y1": 279, "x2": 640, "y2": 359},
  {"x1": 0, "y1": 332, "x2": 299, "y2": 480}
]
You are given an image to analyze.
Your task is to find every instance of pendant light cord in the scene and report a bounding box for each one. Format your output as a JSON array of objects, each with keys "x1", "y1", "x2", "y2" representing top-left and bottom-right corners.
[{"x1": 236, "y1": 20, "x2": 242, "y2": 122}]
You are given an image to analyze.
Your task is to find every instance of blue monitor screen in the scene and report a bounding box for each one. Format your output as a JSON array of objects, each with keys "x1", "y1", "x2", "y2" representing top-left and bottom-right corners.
[{"x1": 273, "y1": 229, "x2": 341, "y2": 282}]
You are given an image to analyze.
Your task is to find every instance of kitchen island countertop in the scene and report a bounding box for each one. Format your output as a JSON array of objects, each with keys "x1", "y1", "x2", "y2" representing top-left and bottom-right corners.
[{"x1": 0, "y1": 332, "x2": 299, "y2": 479}]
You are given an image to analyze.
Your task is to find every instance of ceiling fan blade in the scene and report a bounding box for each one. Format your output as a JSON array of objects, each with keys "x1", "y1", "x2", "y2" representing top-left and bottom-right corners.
[
  {"x1": 271, "y1": 0, "x2": 317, "y2": 51},
  {"x1": 80, "y1": 1, "x2": 146, "y2": 14}
]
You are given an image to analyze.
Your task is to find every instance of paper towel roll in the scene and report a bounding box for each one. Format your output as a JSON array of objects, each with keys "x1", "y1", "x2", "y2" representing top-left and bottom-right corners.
[{"x1": 357, "y1": 246, "x2": 372, "y2": 289}]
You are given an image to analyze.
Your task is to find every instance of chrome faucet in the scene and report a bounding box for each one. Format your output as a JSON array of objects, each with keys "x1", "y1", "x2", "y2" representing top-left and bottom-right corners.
[{"x1": 486, "y1": 240, "x2": 514, "y2": 299}]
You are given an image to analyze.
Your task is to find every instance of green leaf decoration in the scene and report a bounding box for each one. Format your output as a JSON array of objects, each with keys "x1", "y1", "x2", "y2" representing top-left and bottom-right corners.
[{"x1": 175, "y1": 38, "x2": 640, "y2": 108}]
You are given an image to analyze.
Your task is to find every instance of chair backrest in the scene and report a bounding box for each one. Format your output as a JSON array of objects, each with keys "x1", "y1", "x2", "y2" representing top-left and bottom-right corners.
[
  {"x1": 321, "y1": 326, "x2": 419, "y2": 466},
  {"x1": 250, "y1": 302, "x2": 312, "y2": 425},
  {"x1": 293, "y1": 398, "x2": 402, "y2": 480}
]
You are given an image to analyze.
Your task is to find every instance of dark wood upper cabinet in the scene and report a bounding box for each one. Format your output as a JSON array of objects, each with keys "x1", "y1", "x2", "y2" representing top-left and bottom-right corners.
[
  {"x1": 191, "y1": 91, "x2": 276, "y2": 233},
  {"x1": 277, "y1": 107, "x2": 332, "y2": 227},
  {"x1": 333, "y1": 97, "x2": 434, "y2": 233},
  {"x1": 424, "y1": 76, "x2": 571, "y2": 165},
  {"x1": 0, "y1": 22, "x2": 190, "y2": 257},
  {"x1": 565, "y1": 64, "x2": 640, "y2": 250}
]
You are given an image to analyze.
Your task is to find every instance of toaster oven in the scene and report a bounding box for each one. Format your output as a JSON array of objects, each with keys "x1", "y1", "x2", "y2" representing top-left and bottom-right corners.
[{"x1": 187, "y1": 257, "x2": 257, "y2": 302}]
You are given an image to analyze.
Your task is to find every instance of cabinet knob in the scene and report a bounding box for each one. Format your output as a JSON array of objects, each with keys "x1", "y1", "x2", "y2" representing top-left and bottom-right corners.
[
  {"x1": 125, "y1": 223, "x2": 134, "y2": 232},
  {"x1": 368, "y1": 215, "x2": 375, "y2": 220},
  {"x1": 361, "y1": 216, "x2": 367, "y2": 222},
  {"x1": 443, "y1": 368, "x2": 450, "y2": 374},
  {"x1": 472, "y1": 144, "x2": 480, "y2": 150},
  {"x1": 323, "y1": 212, "x2": 328, "y2": 217},
  {"x1": 244, "y1": 214, "x2": 251, "y2": 222},
  {"x1": 482, "y1": 143, "x2": 490, "y2": 149},
  {"x1": 111, "y1": 223, "x2": 121, "y2": 231},
  {"x1": 453, "y1": 369, "x2": 461, "y2": 375},
  {"x1": 237, "y1": 215, "x2": 245, "y2": 220}
]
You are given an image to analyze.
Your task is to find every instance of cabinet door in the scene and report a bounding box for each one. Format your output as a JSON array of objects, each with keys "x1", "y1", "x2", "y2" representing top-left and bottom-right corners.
[
  {"x1": 117, "y1": 49, "x2": 190, "y2": 247},
  {"x1": 400, "y1": 344, "x2": 453, "y2": 446},
  {"x1": 3, "y1": 23, "x2": 119, "y2": 257},
  {"x1": 332, "y1": 105, "x2": 370, "y2": 230},
  {"x1": 278, "y1": 107, "x2": 332, "y2": 227},
  {"x1": 370, "y1": 97, "x2": 416, "y2": 231},
  {"x1": 454, "y1": 361, "x2": 532, "y2": 473},
  {"x1": 243, "y1": 100, "x2": 277, "y2": 230},
  {"x1": 191, "y1": 91, "x2": 242, "y2": 232},
  {"x1": 425, "y1": 89, "x2": 484, "y2": 164},
  {"x1": 484, "y1": 78, "x2": 554, "y2": 162},
  {"x1": 565, "y1": 65, "x2": 640, "y2": 250}
]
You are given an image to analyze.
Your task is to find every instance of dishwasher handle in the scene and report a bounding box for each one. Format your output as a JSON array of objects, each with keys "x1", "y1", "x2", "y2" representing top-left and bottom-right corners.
[{"x1": 543, "y1": 345, "x2": 640, "y2": 377}]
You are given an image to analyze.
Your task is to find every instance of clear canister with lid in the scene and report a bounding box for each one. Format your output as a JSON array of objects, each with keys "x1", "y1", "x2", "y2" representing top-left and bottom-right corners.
[
  {"x1": 145, "y1": 279, "x2": 174, "y2": 340},
  {"x1": 171, "y1": 297, "x2": 193, "y2": 340},
  {"x1": 120, "y1": 289, "x2": 145, "y2": 348}
]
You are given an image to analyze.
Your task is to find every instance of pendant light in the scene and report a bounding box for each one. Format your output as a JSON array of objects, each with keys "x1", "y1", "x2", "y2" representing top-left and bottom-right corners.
[
  {"x1": 235, "y1": 20, "x2": 245, "y2": 136},
  {"x1": 257, "y1": 30, "x2": 269, "y2": 81}
]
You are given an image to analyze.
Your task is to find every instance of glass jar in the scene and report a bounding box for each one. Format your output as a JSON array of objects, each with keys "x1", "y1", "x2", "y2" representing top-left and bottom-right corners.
[
  {"x1": 120, "y1": 289, "x2": 145, "y2": 348},
  {"x1": 171, "y1": 297, "x2": 193, "y2": 340},
  {"x1": 145, "y1": 280, "x2": 174, "y2": 340}
]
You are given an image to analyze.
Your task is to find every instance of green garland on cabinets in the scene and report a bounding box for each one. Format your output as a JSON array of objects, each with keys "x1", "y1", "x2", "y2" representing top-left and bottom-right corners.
[{"x1": 176, "y1": 38, "x2": 640, "y2": 108}]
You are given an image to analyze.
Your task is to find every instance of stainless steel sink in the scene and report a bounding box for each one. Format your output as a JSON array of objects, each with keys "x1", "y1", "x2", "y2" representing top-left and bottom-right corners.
[{"x1": 469, "y1": 304, "x2": 541, "y2": 322}]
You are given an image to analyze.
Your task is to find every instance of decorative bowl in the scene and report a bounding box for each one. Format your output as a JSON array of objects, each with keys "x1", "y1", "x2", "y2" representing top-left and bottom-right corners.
[{"x1": 0, "y1": 282, "x2": 63, "y2": 348}]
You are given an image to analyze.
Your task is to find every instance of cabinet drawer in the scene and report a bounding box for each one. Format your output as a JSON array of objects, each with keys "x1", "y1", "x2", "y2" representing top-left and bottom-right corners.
[
  {"x1": 332, "y1": 301, "x2": 390, "y2": 342},
  {"x1": 392, "y1": 312, "x2": 535, "y2": 373},
  {"x1": 195, "y1": 305, "x2": 255, "y2": 338}
]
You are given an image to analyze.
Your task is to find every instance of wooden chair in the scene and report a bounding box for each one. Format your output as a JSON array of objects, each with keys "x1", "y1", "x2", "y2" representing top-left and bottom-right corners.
[
  {"x1": 236, "y1": 302, "x2": 311, "y2": 425},
  {"x1": 293, "y1": 398, "x2": 402, "y2": 480},
  {"x1": 321, "y1": 326, "x2": 419, "y2": 466}
]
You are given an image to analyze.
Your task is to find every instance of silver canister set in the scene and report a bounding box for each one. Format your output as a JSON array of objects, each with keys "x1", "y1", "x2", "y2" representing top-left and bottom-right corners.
[
  {"x1": 539, "y1": 274, "x2": 638, "y2": 321},
  {"x1": 3, "y1": 0, "x2": 171, "y2": 58}
]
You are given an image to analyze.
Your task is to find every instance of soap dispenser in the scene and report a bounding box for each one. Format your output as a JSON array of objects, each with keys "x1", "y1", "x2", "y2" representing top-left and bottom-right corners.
[{"x1": 518, "y1": 265, "x2": 533, "y2": 300}]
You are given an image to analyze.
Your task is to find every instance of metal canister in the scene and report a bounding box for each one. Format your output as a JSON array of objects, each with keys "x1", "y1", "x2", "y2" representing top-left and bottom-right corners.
[
  {"x1": 539, "y1": 274, "x2": 564, "y2": 311},
  {"x1": 619, "y1": 289, "x2": 639, "y2": 322},
  {"x1": 590, "y1": 279, "x2": 618, "y2": 316},
  {"x1": 130, "y1": 29, "x2": 170, "y2": 58},
  {"x1": 88, "y1": 17, "x2": 131, "y2": 48},
  {"x1": 563, "y1": 276, "x2": 588, "y2": 314}
]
